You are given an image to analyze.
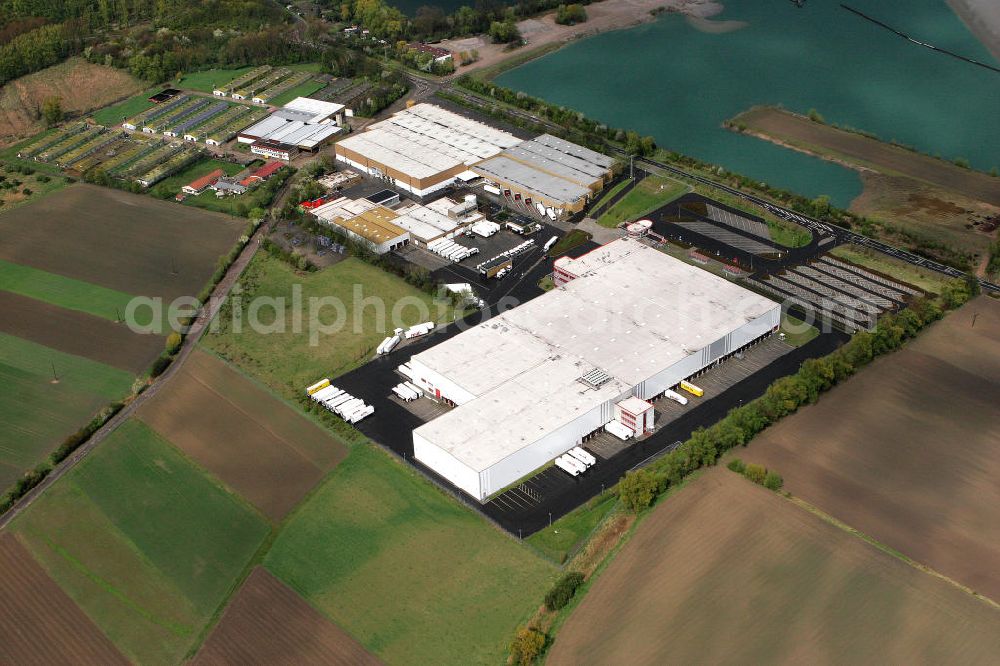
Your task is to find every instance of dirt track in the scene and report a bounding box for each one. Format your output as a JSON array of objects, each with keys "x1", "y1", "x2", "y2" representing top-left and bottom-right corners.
[
  {"x1": 0, "y1": 291, "x2": 163, "y2": 373},
  {"x1": 193, "y1": 567, "x2": 382, "y2": 666},
  {"x1": 137, "y1": 349, "x2": 347, "y2": 520},
  {"x1": 549, "y1": 470, "x2": 1000, "y2": 665},
  {"x1": 745, "y1": 296, "x2": 1000, "y2": 602},
  {"x1": 0, "y1": 184, "x2": 244, "y2": 302},
  {"x1": 0, "y1": 532, "x2": 129, "y2": 665}
]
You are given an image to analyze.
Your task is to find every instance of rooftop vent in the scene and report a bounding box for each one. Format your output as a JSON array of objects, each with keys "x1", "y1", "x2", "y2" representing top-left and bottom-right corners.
[{"x1": 578, "y1": 368, "x2": 612, "y2": 389}]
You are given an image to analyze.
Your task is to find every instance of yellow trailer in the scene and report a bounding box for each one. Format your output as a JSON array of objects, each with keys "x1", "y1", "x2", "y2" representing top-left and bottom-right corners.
[
  {"x1": 680, "y1": 380, "x2": 704, "y2": 397},
  {"x1": 306, "y1": 378, "x2": 331, "y2": 395}
]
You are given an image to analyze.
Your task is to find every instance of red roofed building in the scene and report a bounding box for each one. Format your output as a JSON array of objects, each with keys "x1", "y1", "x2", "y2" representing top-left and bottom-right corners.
[
  {"x1": 239, "y1": 160, "x2": 284, "y2": 187},
  {"x1": 183, "y1": 168, "x2": 224, "y2": 195},
  {"x1": 407, "y1": 43, "x2": 453, "y2": 63}
]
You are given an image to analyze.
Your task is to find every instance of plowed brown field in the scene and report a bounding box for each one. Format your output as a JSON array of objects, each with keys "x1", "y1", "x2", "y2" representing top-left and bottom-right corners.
[
  {"x1": 0, "y1": 291, "x2": 163, "y2": 373},
  {"x1": 193, "y1": 567, "x2": 381, "y2": 666},
  {"x1": 0, "y1": 184, "x2": 243, "y2": 302},
  {"x1": 0, "y1": 532, "x2": 129, "y2": 665},
  {"x1": 745, "y1": 296, "x2": 1000, "y2": 601},
  {"x1": 549, "y1": 471, "x2": 1000, "y2": 665},
  {"x1": 137, "y1": 349, "x2": 346, "y2": 520}
]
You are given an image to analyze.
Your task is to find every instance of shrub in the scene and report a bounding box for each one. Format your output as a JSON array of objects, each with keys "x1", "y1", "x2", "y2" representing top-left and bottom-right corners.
[
  {"x1": 726, "y1": 458, "x2": 746, "y2": 474},
  {"x1": 763, "y1": 470, "x2": 783, "y2": 491},
  {"x1": 511, "y1": 626, "x2": 547, "y2": 665},
  {"x1": 544, "y1": 571, "x2": 585, "y2": 611},
  {"x1": 744, "y1": 463, "x2": 766, "y2": 485},
  {"x1": 165, "y1": 331, "x2": 182, "y2": 353},
  {"x1": 149, "y1": 354, "x2": 172, "y2": 378}
]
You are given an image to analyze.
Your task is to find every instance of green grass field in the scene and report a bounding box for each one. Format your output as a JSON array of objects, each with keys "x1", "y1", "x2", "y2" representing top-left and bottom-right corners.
[
  {"x1": 265, "y1": 444, "x2": 556, "y2": 665},
  {"x1": 830, "y1": 244, "x2": 950, "y2": 294},
  {"x1": 91, "y1": 89, "x2": 159, "y2": 126},
  {"x1": 767, "y1": 217, "x2": 813, "y2": 248},
  {"x1": 153, "y1": 158, "x2": 245, "y2": 196},
  {"x1": 203, "y1": 255, "x2": 457, "y2": 396},
  {"x1": 548, "y1": 229, "x2": 592, "y2": 257},
  {"x1": 0, "y1": 259, "x2": 138, "y2": 322},
  {"x1": 269, "y1": 79, "x2": 325, "y2": 107},
  {"x1": 0, "y1": 129, "x2": 66, "y2": 176},
  {"x1": 589, "y1": 178, "x2": 629, "y2": 214},
  {"x1": 779, "y1": 313, "x2": 820, "y2": 347},
  {"x1": 597, "y1": 175, "x2": 689, "y2": 228},
  {"x1": 176, "y1": 67, "x2": 257, "y2": 94},
  {"x1": 0, "y1": 332, "x2": 133, "y2": 490},
  {"x1": 13, "y1": 419, "x2": 270, "y2": 665},
  {"x1": 0, "y1": 162, "x2": 69, "y2": 211},
  {"x1": 527, "y1": 493, "x2": 618, "y2": 564}
]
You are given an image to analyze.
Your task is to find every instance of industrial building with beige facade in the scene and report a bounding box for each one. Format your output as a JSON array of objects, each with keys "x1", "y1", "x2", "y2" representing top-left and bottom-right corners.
[
  {"x1": 407, "y1": 239, "x2": 781, "y2": 502},
  {"x1": 333, "y1": 104, "x2": 616, "y2": 216},
  {"x1": 334, "y1": 103, "x2": 521, "y2": 197}
]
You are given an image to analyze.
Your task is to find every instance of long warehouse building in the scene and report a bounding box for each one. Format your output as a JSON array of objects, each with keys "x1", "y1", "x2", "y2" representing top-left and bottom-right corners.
[
  {"x1": 409, "y1": 239, "x2": 781, "y2": 502},
  {"x1": 472, "y1": 134, "x2": 615, "y2": 214},
  {"x1": 334, "y1": 103, "x2": 521, "y2": 197}
]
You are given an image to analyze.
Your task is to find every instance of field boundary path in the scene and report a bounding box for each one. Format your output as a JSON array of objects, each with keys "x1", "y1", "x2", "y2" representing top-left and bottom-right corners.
[{"x1": 0, "y1": 197, "x2": 284, "y2": 530}]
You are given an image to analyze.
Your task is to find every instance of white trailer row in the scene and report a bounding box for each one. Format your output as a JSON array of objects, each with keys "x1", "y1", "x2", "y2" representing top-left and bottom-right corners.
[
  {"x1": 554, "y1": 447, "x2": 597, "y2": 477},
  {"x1": 306, "y1": 380, "x2": 374, "y2": 423},
  {"x1": 392, "y1": 381, "x2": 424, "y2": 402},
  {"x1": 474, "y1": 239, "x2": 536, "y2": 274},
  {"x1": 404, "y1": 321, "x2": 434, "y2": 339},
  {"x1": 377, "y1": 334, "x2": 401, "y2": 355},
  {"x1": 426, "y1": 238, "x2": 480, "y2": 263}
]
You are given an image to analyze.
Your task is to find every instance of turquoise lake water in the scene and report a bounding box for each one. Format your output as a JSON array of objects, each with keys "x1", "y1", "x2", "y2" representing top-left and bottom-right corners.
[{"x1": 495, "y1": 0, "x2": 1000, "y2": 208}]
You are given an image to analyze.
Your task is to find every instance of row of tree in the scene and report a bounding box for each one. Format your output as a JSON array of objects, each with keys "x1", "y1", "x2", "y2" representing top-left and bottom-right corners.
[
  {"x1": 618, "y1": 286, "x2": 977, "y2": 513},
  {"x1": 323, "y1": 0, "x2": 599, "y2": 43}
]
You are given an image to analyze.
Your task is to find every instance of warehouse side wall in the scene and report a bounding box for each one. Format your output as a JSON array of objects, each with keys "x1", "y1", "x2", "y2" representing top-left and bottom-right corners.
[
  {"x1": 413, "y1": 432, "x2": 482, "y2": 500},
  {"x1": 636, "y1": 305, "x2": 781, "y2": 400},
  {"x1": 479, "y1": 387, "x2": 630, "y2": 500}
]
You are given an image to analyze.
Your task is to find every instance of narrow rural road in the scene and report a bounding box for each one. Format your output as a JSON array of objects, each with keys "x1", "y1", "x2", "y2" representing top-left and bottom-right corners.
[{"x1": 0, "y1": 204, "x2": 280, "y2": 530}]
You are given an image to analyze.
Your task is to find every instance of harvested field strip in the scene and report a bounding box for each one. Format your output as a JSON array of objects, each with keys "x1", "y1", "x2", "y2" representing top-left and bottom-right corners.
[
  {"x1": 138, "y1": 349, "x2": 347, "y2": 520},
  {"x1": 12, "y1": 418, "x2": 270, "y2": 664},
  {"x1": 265, "y1": 445, "x2": 556, "y2": 666},
  {"x1": 72, "y1": 420, "x2": 270, "y2": 612},
  {"x1": 0, "y1": 361, "x2": 106, "y2": 489},
  {"x1": 0, "y1": 332, "x2": 133, "y2": 400},
  {"x1": 0, "y1": 184, "x2": 244, "y2": 302},
  {"x1": 548, "y1": 471, "x2": 1000, "y2": 665},
  {"x1": 0, "y1": 291, "x2": 163, "y2": 373},
  {"x1": 193, "y1": 567, "x2": 382, "y2": 666},
  {"x1": 734, "y1": 106, "x2": 1000, "y2": 205},
  {"x1": 0, "y1": 533, "x2": 129, "y2": 665},
  {"x1": 743, "y1": 297, "x2": 1000, "y2": 601},
  {"x1": 14, "y1": 481, "x2": 205, "y2": 665}
]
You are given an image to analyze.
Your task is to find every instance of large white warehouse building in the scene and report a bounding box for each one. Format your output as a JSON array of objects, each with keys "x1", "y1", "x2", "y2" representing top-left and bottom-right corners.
[{"x1": 409, "y1": 239, "x2": 781, "y2": 502}]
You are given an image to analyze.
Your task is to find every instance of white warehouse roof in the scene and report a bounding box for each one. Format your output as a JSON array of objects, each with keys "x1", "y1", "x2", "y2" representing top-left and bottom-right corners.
[
  {"x1": 282, "y1": 96, "x2": 345, "y2": 123},
  {"x1": 393, "y1": 201, "x2": 463, "y2": 241},
  {"x1": 336, "y1": 103, "x2": 520, "y2": 180},
  {"x1": 240, "y1": 114, "x2": 341, "y2": 149},
  {"x1": 412, "y1": 239, "x2": 779, "y2": 473}
]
